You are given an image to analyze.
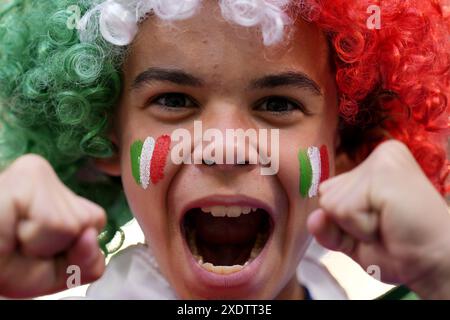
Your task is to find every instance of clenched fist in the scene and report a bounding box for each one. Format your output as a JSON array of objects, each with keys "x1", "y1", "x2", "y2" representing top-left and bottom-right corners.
[
  {"x1": 308, "y1": 140, "x2": 450, "y2": 299},
  {"x1": 0, "y1": 154, "x2": 106, "y2": 298}
]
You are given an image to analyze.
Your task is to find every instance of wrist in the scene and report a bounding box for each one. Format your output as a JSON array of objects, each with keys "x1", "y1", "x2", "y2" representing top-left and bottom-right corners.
[
  {"x1": 407, "y1": 219, "x2": 450, "y2": 299},
  {"x1": 408, "y1": 261, "x2": 450, "y2": 299}
]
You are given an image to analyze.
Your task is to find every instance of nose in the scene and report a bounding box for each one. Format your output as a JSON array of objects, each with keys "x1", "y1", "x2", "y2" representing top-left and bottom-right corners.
[
  {"x1": 169, "y1": 100, "x2": 279, "y2": 175},
  {"x1": 199, "y1": 101, "x2": 279, "y2": 176},
  {"x1": 192, "y1": 118, "x2": 260, "y2": 172}
]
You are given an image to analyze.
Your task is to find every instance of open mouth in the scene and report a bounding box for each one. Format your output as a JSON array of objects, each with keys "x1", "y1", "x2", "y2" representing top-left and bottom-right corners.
[{"x1": 182, "y1": 206, "x2": 273, "y2": 275}]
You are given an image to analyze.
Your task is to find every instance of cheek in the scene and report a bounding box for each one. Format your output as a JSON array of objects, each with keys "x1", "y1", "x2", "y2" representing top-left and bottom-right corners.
[
  {"x1": 276, "y1": 139, "x2": 332, "y2": 263},
  {"x1": 277, "y1": 136, "x2": 331, "y2": 208},
  {"x1": 129, "y1": 135, "x2": 172, "y2": 190},
  {"x1": 283, "y1": 144, "x2": 331, "y2": 266},
  {"x1": 120, "y1": 134, "x2": 172, "y2": 241},
  {"x1": 298, "y1": 145, "x2": 330, "y2": 198}
]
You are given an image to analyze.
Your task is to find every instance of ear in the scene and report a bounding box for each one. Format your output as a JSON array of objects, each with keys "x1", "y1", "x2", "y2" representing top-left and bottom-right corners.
[
  {"x1": 94, "y1": 134, "x2": 121, "y2": 177},
  {"x1": 334, "y1": 150, "x2": 357, "y2": 175},
  {"x1": 334, "y1": 135, "x2": 359, "y2": 175}
]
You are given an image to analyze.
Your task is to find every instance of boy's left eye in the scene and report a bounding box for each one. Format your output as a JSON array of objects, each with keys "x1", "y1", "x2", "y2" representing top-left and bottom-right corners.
[{"x1": 254, "y1": 96, "x2": 310, "y2": 115}]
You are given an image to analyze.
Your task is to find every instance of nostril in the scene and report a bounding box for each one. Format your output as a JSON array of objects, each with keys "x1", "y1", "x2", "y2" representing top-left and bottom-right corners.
[
  {"x1": 202, "y1": 159, "x2": 252, "y2": 166},
  {"x1": 202, "y1": 158, "x2": 216, "y2": 166}
]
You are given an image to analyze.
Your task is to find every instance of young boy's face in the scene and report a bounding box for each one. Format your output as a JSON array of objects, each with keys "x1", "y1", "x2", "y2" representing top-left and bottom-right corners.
[{"x1": 110, "y1": 2, "x2": 339, "y2": 299}]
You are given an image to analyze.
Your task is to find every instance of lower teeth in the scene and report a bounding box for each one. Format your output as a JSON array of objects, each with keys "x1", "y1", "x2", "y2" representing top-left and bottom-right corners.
[
  {"x1": 187, "y1": 230, "x2": 266, "y2": 274},
  {"x1": 199, "y1": 263, "x2": 246, "y2": 275}
]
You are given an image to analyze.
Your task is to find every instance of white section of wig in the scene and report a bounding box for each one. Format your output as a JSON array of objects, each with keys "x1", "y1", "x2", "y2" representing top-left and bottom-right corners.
[
  {"x1": 78, "y1": 0, "x2": 291, "y2": 47},
  {"x1": 151, "y1": 0, "x2": 202, "y2": 20},
  {"x1": 77, "y1": 0, "x2": 138, "y2": 45},
  {"x1": 99, "y1": 2, "x2": 139, "y2": 46},
  {"x1": 219, "y1": 0, "x2": 290, "y2": 45}
]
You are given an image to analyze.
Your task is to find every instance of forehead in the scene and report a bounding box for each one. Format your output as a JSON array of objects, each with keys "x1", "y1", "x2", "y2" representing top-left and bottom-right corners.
[{"x1": 124, "y1": 1, "x2": 330, "y2": 87}]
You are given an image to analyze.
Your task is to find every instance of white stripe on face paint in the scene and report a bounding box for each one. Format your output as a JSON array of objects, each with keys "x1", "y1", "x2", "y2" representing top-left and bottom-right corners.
[
  {"x1": 308, "y1": 146, "x2": 321, "y2": 198},
  {"x1": 140, "y1": 136, "x2": 155, "y2": 189}
]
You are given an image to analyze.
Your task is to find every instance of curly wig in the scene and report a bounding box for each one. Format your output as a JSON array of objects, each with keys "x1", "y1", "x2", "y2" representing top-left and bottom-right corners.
[{"x1": 0, "y1": 0, "x2": 448, "y2": 253}]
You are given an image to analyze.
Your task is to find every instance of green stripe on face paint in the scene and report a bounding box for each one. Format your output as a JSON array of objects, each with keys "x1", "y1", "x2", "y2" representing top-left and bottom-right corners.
[
  {"x1": 130, "y1": 140, "x2": 144, "y2": 185},
  {"x1": 298, "y1": 149, "x2": 313, "y2": 198}
]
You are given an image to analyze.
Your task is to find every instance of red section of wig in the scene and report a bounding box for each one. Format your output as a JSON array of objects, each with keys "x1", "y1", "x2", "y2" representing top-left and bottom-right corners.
[{"x1": 290, "y1": 0, "x2": 449, "y2": 194}]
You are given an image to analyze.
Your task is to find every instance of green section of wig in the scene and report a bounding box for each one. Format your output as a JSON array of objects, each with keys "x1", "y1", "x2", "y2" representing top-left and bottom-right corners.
[{"x1": 0, "y1": 0, "x2": 133, "y2": 255}]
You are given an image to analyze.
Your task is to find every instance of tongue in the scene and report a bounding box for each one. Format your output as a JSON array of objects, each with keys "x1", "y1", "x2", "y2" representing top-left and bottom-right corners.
[
  {"x1": 197, "y1": 238, "x2": 255, "y2": 266},
  {"x1": 193, "y1": 211, "x2": 262, "y2": 244},
  {"x1": 187, "y1": 209, "x2": 267, "y2": 266}
]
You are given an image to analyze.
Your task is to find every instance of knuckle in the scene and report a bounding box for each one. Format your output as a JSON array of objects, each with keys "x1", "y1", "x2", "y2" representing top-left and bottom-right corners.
[
  {"x1": 48, "y1": 219, "x2": 82, "y2": 238},
  {"x1": 318, "y1": 195, "x2": 332, "y2": 211},
  {"x1": 95, "y1": 208, "x2": 107, "y2": 228},
  {"x1": 63, "y1": 222, "x2": 82, "y2": 238},
  {"x1": 10, "y1": 155, "x2": 56, "y2": 184},
  {"x1": 13, "y1": 154, "x2": 52, "y2": 173},
  {"x1": 370, "y1": 141, "x2": 407, "y2": 172},
  {"x1": 387, "y1": 139, "x2": 409, "y2": 152},
  {"x1": 76, "y1": 197, "x2": 107, "y2": 229},
  {"x1": 376, "y1": 140, "x2": 409, "y2": 158},
  {"x1": 74, "y1": 210, "x2": 92, "y2": 227},
  {"x1": 333, "y1": 205, "x2": 353, "y2": 222}
]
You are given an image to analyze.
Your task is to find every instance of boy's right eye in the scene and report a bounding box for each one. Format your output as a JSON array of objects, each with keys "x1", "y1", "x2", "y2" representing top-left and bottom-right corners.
[{"x1": 150, "y1": 93, "x2": 198, "y2": 110}]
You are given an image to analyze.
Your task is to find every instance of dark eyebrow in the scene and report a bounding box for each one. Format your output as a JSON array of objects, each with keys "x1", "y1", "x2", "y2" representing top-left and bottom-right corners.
[
  {"x1": 132, "y1": 67, "x2": 204, "y2": 90},
  {"x1": 249, "y1": 72, "x2": 323, "y2": 96}
]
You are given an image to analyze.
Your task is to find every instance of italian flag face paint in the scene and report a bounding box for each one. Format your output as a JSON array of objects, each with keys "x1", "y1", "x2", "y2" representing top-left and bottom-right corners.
[
  {"x1": 130, "y1": 135, "x2": 171, "y2": 189},
  {"x1": 298, "y1": 145, "x2": 329, "y2": 198},
  {"x1": 150, "y1": 135, "x2": 171, "y2": 185}
]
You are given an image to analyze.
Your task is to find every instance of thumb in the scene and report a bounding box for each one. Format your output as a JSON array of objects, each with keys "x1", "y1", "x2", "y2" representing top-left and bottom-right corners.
[
  {"x1": 0, "y1": 228, "x2": 105, "y2": 298},
  {"x1": 66, "y1": 228, "x2": 106, "y2": 286},
  {"x1": 318, "y1": 172, "x2": 379, "y2": 243},
  {"x1": 307, "y1": 208, "x2": 357, "y2": 256}
]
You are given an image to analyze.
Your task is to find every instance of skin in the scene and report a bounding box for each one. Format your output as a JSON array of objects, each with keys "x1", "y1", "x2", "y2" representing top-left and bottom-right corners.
[
  {"x1": 109, "y1": 2, "x2": 338, "y2": 299},
  {"x1": 0, "y1": 2, "x2": 449, "y2": 299},
  {"x1": 310, "y1": 141, "x2": 450, "y2": 299}
]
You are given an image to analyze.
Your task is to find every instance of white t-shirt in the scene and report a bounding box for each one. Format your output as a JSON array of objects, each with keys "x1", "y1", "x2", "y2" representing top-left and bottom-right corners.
[{"x1": 84, "y1": 241, "x2": 348, "y2": 300}]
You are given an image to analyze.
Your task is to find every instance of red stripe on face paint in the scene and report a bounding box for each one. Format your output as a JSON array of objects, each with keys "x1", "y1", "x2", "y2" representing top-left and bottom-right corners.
[
  {"x1": 319, "y1": 145, "x2": 329, "y2": 183},
  {"x1": 150, "y1": 135, "x2": 171, "y2": 185}
]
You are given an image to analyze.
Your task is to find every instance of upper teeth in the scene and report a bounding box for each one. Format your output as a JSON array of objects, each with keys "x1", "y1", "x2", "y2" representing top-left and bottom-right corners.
[{"x1": 201, "y1": 206, "x2": 257, "y2": 218}]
